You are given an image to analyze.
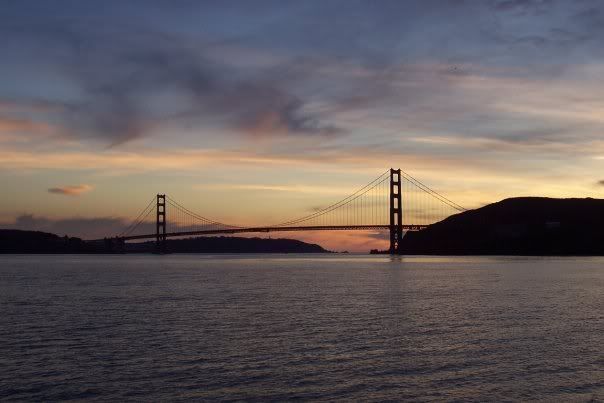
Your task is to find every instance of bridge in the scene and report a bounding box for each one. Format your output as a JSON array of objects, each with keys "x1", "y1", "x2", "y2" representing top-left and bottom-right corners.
[{"x1": 106, "y1": 168, "x2": 465, "y2": 254}]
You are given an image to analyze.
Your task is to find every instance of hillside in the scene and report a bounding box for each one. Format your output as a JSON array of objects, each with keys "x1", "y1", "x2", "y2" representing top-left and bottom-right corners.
[
  {"x1": 400, "y1": 197, "x2": 604, "y2": 255},
  {"x1": 0, "y1": 230, "x2": 329, "y2": 254},
  {"x1": 127, "y1": 236, "x2": 329, "y2": 253},
  {"x1": 0, "y1": 230, "x2": 99, "y2": 253}
]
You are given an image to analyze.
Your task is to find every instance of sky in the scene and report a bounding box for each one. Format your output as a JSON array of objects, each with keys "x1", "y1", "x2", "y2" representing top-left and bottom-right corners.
[{"x1": 2, "y1": 0, "x2": 604, "y2": 251}]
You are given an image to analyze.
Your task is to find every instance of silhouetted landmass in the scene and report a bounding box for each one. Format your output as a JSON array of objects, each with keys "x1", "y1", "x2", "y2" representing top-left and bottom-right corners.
[
  {"x1": 0, "y1": 230, "x2": 102, "y2": 253},
  {"x1": 400, "y1": 197, "x2": 604, "y2": 255},
  {"x1": 127, "y1": 236, "x2": 328, "y2": 253},
  {"x1": 0, "y1": 230, "x2": 328, "y2": 254}
]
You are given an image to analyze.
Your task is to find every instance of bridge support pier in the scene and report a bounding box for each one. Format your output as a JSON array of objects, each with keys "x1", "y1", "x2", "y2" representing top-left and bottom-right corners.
[
  {"x1": 156, "y1": 194, "x2": 167, "y2": 254},
  {"x1": 389, "y1": 168, "x2": 403, "y2": 254}
]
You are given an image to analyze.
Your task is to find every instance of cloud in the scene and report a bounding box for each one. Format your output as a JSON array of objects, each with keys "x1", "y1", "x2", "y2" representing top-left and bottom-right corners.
[
  {"x1": 0, "y1": 117, "x2": 53, "y2": 134},
  {"x1": 0, "y1": 19, "x2": 347, "y2": 146},
  {"x1": 48, "y1": 184, "x2": 93, "y2": 196},
  {"x1": 0, "y1": 144, "x2": 513, "y2": 177},
  {"x1": 2, "y1": 0, "x2": 604, "y2": 150},
  {"x1": 493, "y1": 0, "x2": 554, "y2": 14},
  {"x1": 2, "y1": 1, "x2": 593, "y2": 148},
  {"x1": 238, "y1": 96, "x2": 343, "y2": 138},
  {"x1": 0, "y1": 99, "x2": 63, "y2": 113},
  {"x1": 1, "y1": 2, "x2": 604, "y2": 198},
  {"x1": 203, "y1": 183, "x2": 351, "y2": 195}
]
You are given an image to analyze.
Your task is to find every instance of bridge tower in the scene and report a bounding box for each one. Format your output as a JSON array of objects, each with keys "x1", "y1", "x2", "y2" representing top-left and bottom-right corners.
[
  {"x1": 156, "y1": 194, "x2": 167, "y2": 254},
  {"x1": 389, "y1": 168, "x2": 403, "y2": 254}
]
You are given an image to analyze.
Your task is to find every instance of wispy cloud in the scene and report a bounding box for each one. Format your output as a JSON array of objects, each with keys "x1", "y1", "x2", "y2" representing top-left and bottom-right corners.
[
  {"x1": 0, "y1": 145, "x2": 509, "y2": 176},
  {"x1": 0, "y1": 21, "x2": 347, "y2": 146},
  {"x1": 48, "y1": 184, "x2": 93, "y2": 196},
  {"x1": 202, "y1": 183, "x2": 351, "y2": 195},
  {"x1": 0, "y1": 117, "x2": 53, "y2": 134}
]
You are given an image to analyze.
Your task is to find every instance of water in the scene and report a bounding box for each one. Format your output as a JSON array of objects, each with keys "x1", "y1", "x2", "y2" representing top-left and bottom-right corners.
[{"x1": 1, "y1": 254, "x2": 603, "y2": 401}]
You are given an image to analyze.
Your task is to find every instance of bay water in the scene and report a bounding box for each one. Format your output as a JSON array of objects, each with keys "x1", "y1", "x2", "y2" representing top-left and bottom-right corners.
[{"x1": 1, "y1": 255, "x2": 603, "y2": 401}]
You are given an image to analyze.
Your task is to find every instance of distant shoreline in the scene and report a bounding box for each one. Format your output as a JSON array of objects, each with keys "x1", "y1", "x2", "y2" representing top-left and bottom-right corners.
[{"x1": 0, "y1": 230, "x2": 330, "y2": 254}]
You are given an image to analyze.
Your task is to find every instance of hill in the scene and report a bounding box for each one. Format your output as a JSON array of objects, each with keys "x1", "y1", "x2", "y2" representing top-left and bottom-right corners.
[
  {"x1": 400, "y1": 197, "x2": 604, "y2": 255},
  {"x1": 0, "y1": 230, "x2": 99, "y2": 253},
  {"x1": 0, "y1": 230, "x2": 329, "y2": 254},
  {"x1": 127, "y1": 236, "x2": 329, "y2": 253}
]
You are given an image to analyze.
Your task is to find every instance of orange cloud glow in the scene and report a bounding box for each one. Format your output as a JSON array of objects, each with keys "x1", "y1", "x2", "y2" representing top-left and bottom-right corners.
[
  {"x1": 48, "y1": 184, "x2": 94, "y2": 196},
  {"x1": 0, "y1": 117, "x2": 53, "y2": 135}
]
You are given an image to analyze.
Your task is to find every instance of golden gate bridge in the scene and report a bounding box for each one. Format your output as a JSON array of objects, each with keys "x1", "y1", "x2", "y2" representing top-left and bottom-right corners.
[{"x1": 105, "y1": 169, "x2": 465, "y2": 254}]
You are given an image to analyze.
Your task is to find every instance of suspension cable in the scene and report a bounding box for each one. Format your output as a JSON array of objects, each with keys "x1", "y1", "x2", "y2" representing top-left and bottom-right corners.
[
  {"x1": 272, "y1": 170, "x2": 390, "y2": 227},
  {"x1": 118, "y1": 196, "x2": 156, "y2": 237},
  {"x1": 166, "y1": 195, "x2": 241, "y2": 228},
  {"x1": 400, "y1": 170, "x2": 466, "y2": 211}
]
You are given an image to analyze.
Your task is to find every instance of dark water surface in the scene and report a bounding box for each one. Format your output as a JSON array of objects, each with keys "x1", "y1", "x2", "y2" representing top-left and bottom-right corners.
[{"x1": 1, "y1": 254, "x2": 603, "y2": 401}]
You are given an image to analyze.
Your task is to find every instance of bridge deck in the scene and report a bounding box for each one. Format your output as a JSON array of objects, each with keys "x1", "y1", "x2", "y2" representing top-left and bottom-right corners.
[{"x1": 111, "y1": 224, "x2": 426, "y2": 241}]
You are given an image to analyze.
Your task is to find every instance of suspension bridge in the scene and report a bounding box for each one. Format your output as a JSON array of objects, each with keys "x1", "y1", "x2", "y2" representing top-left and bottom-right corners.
[{"x1": 105, "y1": 169, "x2": 465, "y2": 254}]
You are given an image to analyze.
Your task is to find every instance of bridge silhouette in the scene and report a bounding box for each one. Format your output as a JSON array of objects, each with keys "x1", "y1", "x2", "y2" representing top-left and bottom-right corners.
[{"x1": 108, "y1": 169, "x2": 465, "y2": 254}]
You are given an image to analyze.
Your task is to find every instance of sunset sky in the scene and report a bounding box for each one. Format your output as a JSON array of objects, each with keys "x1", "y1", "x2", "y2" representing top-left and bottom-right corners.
[{"x1": 3, "y1": 0, "x2": 604, "y2": 251}]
